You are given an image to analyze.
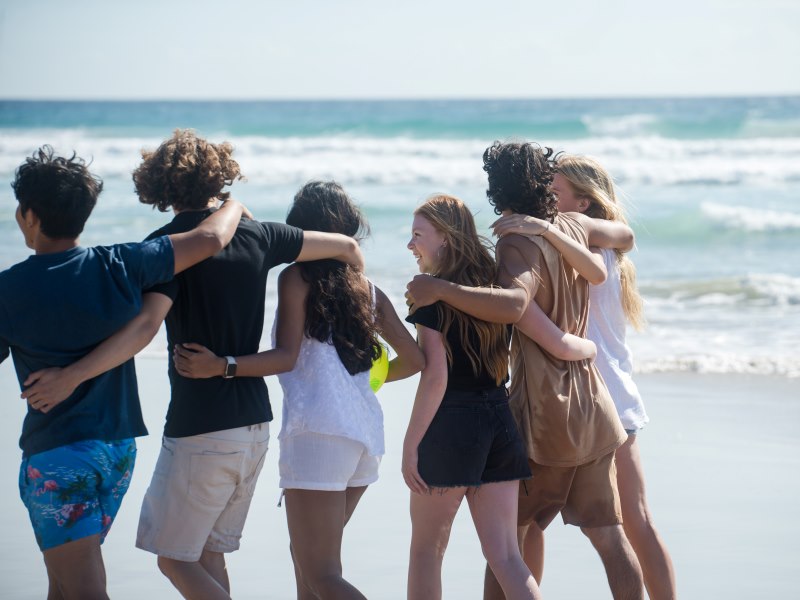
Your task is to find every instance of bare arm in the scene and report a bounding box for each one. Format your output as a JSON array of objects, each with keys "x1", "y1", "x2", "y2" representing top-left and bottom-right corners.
[
  {"x1": 568, "y1": 212, "x2": 635, "y2": 252},
  {"x1": 168, "y1": 199, "x2": 245, "y2": 274},
  {"x1": 515, "y1": 300, "x2": 596, "y2": 361},
  {"x1": 295, "y1": 231, "x2": 365, "y2": 270},
  {"x1": 491, "y1": 214, "x2": 607, "y2": 285},
  {"x1": 173, "y1": 265, "x2": 308, "y2": 379},
  {"x1": 22, "y1": 292, "x2": 174, "y2": 412},
  {"x1": 402, "y1": 325, "x2": 448, "y2": 494},
  {"x1": 375, "y1": 287, "x2": 426, "y2": 383},
  {"x1": 405, "y1": 237, "x2": 536, "y2": 324}
]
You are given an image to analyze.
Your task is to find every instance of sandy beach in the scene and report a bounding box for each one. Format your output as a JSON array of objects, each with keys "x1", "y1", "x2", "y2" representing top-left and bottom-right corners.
[{"x1": 0, "y1": 355, "x2": 798, "y2": 599}]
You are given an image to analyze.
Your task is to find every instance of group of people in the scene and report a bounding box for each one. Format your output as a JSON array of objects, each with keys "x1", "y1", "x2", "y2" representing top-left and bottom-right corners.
[{"x1": 0, "y1": 129, "x2": 676, "y2": 600}]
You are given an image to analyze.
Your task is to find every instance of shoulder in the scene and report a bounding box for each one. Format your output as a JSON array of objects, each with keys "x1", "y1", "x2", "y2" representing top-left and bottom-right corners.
[
  {"x1": 278, "y1": 263, "x2": 308, "y2": 290},
  {"x1": 405, "y1": 301, "x2": 442, "y2": 330}
]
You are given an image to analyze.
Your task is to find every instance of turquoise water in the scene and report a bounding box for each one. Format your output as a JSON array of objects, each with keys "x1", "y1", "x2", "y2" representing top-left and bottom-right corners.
[{"x1": 1, "y1": 98, "x2": 798, "y2": 376}]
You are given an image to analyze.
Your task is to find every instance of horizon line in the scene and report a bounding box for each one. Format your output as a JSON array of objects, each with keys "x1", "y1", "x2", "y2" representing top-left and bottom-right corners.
[{"x1": 2, "y1": 93, "x2": 799, "y2": 103}]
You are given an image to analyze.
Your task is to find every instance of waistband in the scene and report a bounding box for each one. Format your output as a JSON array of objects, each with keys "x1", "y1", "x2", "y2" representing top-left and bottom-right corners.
[
  {"x1": 168, "y1": 422, "x2": 270, "y2": 444},
  {"x1": 440, "y1": 386, "x2": 509, "y2": 407}
]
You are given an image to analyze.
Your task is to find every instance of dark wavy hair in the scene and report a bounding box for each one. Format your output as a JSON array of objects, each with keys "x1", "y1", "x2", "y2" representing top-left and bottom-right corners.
[
  {"x1": 482, "y1": 141, "x2": 558, "y2": 221},
  {"x1": 286, "y1": 181, "x2": 381, "y2": 375},
  {"x1": 11, "y1": 145, "x2": 102, "y2": 238},
  {"x1": 133, "y1": 129, "x2": 243, "y2": 212}
]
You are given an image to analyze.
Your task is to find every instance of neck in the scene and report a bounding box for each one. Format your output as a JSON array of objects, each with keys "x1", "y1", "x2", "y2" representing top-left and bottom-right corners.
[
  {"x1": 34, "y1": 235, "x2": 79, "y2": 255},
  {"x1": 173, "y1": 199, "x2": 218, "y2": 216}
]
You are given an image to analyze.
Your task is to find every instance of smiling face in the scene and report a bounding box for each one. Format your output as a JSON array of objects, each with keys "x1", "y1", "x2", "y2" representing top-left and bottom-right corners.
[
  {"x1": 551, "y1": 173, "x2": 588, "y2": 214},
  {"x1": 408, "y1": 213, "x2": 446, "y2": 274}
]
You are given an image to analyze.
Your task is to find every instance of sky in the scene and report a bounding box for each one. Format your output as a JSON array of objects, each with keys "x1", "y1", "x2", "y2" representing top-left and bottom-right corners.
[{"x1": 1, "y1": 0, "x2": 799, "y2": 100}]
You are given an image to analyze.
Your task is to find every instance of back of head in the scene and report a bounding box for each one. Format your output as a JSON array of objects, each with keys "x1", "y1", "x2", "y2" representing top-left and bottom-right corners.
[
  {"x1": 133, "y1": 129, "x2": 242, "y2": 212},
  {"x1": 286, "y1": 180, "x2": 369, "y2": 240},
  {"x1": 413, "y1": 194, "x2": 509, "y2": 385},
  {"x1": 11, "y1": 145, "x2": 102, "y2": 239},
  {"x1": 556, "y1": 153, "x2": 645, "y2": 330},
  {"x1": 287, "y1": 181, "x2": 379, "y2": 376},
  {"x1": 482, "y1": 141, "x2": 558, "y2": 220}
]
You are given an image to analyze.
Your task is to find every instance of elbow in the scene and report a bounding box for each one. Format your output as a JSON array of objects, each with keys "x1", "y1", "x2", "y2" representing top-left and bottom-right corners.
[
  {"x1": 411, "y1": 350, "x2": 426, "y2": 374},
  {"x1": 620, "y1": 229, "x2": 635, "y2": 253},
  {"x1": 507, "y1": 299, "x2": 528, "y2": 325},
  {"x1": 587, "y1": 269, "x2": 607, "y2": 286},
  {"x1": 275, "y1": 352, "x2": 299, "y2": 374}
]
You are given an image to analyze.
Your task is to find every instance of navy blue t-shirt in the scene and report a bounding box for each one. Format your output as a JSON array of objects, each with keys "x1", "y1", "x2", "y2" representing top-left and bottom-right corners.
[
  {"x1": 145, "y1": 210, "x2": 304, "y2": 438},
  {"x1": 0, "y1": 237, "x2": 175, "y2": 457}
]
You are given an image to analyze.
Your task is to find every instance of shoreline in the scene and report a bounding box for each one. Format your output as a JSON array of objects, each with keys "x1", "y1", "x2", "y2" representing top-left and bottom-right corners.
[{"x1": 0, "y1": 359, "x2": 798, "y2": 598}]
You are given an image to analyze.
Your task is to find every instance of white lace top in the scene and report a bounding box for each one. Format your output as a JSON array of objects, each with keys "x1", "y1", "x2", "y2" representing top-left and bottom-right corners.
[
  {"x1": 273, "y1": 285, "x2": 385, "y2": 456},
  {"x1": 587, "y1": 248, "x2": 649, "y2": 431}
]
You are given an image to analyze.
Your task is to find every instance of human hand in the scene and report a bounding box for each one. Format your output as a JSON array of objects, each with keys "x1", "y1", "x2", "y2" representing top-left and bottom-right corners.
[
  {"x1": 21, "y1": 367, "x2": 78, "y2": 413},
  {"x1": 173, "y1": 343, "x2": 226, "y2": 379},
  {"x1": 491, "y1": 214, "x2": 550, "y2": 238},
  {"x1": 223, "y1": 197, "x2": 254, "y2": 220},
  {"x1": 402, "y1": 444, "x2": 429, "y2": 495},
  {"x1": 405, "y1": 274, "x2": 443, "y2": 311}
]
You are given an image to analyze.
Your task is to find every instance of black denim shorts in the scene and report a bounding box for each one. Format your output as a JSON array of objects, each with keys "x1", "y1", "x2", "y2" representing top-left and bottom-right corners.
[{"x1": 417, "y1": 387, "x2": 532, "y2": 488}]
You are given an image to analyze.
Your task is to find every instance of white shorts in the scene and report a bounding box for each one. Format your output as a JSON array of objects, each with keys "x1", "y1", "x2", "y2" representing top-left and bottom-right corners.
[
  {"x1": 136, "y1": 423, "x2": 269, "y2": 561},
  {"x1": 279, "y1": 432, "x2": 381, "y2": 491}
]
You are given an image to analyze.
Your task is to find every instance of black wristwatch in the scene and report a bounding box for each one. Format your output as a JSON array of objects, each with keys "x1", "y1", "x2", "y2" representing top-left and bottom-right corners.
[{"x1": 222, "y1": 356, "x2": 237, "y2": 379}]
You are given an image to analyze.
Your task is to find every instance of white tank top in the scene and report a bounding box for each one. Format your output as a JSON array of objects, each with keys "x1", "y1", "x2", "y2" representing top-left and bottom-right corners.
[
  {"x1": 273, "y1": 283, "x2": 384, "y2": 456},
  {"x1": 587, "y1": 249, "x2": 649, "y2": 431}
]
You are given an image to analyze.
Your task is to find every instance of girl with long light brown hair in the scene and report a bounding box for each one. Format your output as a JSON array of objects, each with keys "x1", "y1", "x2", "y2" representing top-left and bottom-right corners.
[{"x1": 403, "y1": 194, "x2": 543, "y2": 600}]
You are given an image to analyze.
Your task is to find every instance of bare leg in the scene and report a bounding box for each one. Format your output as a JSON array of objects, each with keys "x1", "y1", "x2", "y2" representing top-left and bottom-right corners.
[
  {"x1": 581, "y1": 524, "x2": 644, "y2": 600},
  {"x1": 285, "y1": 488, "x2": 367, "y2": 600},
  {"x1": 467, "y1": 482, "x2": 541, "y2": 600},
  {"x1": 408, "y1": 487, "x2": 466, "y2": 600},
  {"x1": 520, "y1": 522, "x2": 545, "y2": 584},
  {"x1": 42, "y1": 534, "x2": 109, "y2": 600},
  {"x1": 157, "y1": 555, "x2": 231, "y2": 600},
  {"x1": 198, "y1": 550, "x2": 230, "y2": 594},
  {"x1": 46, "y1": 564, "x2": 65, "y2": 600},
  {"x1": 616, "y1": 435, "x2": 677, "y2": 600}
]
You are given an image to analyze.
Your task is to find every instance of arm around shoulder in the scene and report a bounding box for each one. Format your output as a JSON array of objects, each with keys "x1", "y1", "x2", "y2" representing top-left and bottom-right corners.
[
  {"x1": 168, "y1": 199, "x2": 244, "y2": 274},
  {"x1": 570, "y1": 212, "x2": 634, "y2": 252},
  {"x1": 296, "y1": 231, "x2": 365, "y2": 270}
]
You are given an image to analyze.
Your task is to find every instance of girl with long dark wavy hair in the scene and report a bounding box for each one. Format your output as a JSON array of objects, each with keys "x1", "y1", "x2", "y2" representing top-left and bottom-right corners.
[{"x1": 177, "y1": 181, "x2": 424, "y2": 599}]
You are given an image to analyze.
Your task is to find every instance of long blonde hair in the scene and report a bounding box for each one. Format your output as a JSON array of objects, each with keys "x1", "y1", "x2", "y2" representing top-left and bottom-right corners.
[
  {"x1": 414, "y1": 195, "x2": 510, "y2": 384},
  {"x1": 556, "y1": 155, "x2": 646, "y2": 330}
]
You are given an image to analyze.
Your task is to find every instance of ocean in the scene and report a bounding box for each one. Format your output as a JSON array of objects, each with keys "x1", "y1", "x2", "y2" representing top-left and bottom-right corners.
[{"x1": 2, "y1": 97, "x2": 798, "y2": 378}]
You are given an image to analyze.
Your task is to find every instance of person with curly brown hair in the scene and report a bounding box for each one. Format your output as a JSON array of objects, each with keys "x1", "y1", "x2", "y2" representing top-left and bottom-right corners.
[
  {"x1": 406, "y1": 141, "x2": 645, "y2": 600},
  {"x1": 21, "y1": 130, "x2": 366, "y2": 600},
  {"x1": 5, "y1": 144, "x2": 245, "y2": 600}
]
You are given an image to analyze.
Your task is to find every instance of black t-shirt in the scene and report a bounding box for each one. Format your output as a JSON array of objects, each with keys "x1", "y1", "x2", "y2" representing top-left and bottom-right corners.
[
  {"x1": 406, "y1": 302, "x2": 509, "y2": 392},
  {"x1": 145, "y1": 209, "x2": 304, "y2": 437}
]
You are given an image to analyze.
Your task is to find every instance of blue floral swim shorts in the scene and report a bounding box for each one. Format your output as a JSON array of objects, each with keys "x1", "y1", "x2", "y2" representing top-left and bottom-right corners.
[{"x1": 19, "y1": 439, "x2": 136, "y2": 551}]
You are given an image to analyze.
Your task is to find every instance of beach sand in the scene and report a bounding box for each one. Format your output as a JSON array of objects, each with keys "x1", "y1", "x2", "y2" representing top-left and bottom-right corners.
[{"x1": 0, "y1": 357, "x2": 798, "y2": 599}]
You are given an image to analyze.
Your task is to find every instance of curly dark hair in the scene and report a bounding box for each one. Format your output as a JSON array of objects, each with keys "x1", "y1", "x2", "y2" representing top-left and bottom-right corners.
[
  {"x1": 482, "y1": 141, "x2": 558, "y2": 221},
  {"x1": 11, "y1": 145, "x2": 102, "y2": 238},
  {"x1": 286, "y1": 181, "x2": 381, "y2": 376},
  {"x1": 133, "y1": 129, "x2": 243, "y2": 212}
]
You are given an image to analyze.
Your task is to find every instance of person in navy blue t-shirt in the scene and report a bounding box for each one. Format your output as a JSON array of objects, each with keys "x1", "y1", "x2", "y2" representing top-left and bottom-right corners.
[{"x1": 0, "y1": 146, "x2": 244, "y2": 600}]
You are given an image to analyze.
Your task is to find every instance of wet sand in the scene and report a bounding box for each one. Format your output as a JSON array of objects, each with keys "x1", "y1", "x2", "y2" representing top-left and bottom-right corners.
[{"x1": 0, "y1": 358, "x2": 798, "y2": 599}]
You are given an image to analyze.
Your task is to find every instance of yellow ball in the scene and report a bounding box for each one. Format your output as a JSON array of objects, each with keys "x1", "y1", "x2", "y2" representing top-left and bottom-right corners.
[{"x1": 369, "y1": 345, "x2": 389, "y2": 392}]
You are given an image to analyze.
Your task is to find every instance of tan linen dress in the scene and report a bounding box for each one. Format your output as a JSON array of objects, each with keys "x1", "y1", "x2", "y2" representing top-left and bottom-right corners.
[{"x1": 506, "y1": 213, "x2": 627, "y2": 467}]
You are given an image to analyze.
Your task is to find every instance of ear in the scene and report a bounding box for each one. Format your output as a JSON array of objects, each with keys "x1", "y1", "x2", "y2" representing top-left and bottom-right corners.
[{"x1": 577, "y1": 198, "x2": 591, "y2": 213}]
